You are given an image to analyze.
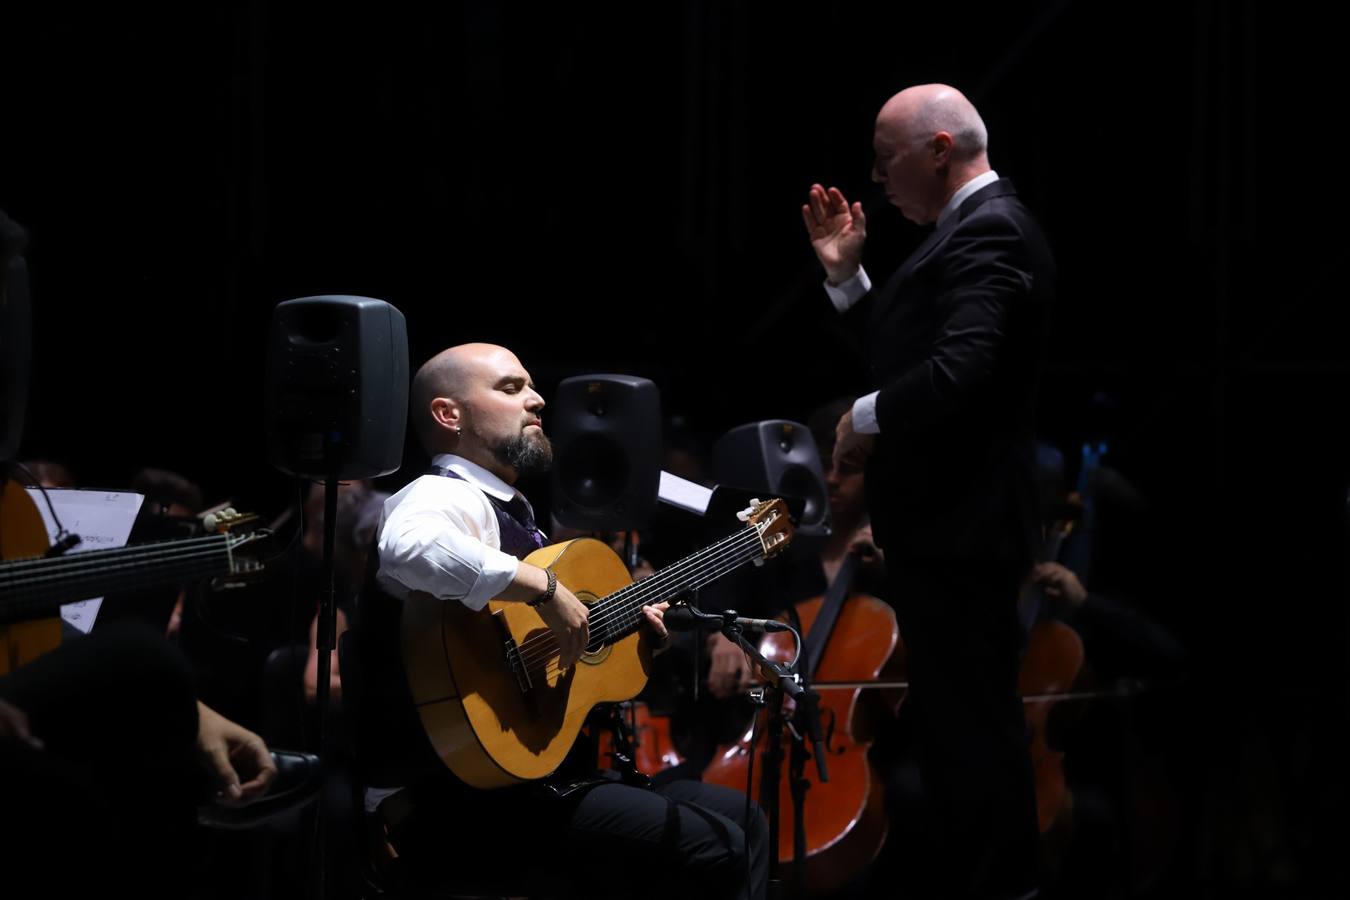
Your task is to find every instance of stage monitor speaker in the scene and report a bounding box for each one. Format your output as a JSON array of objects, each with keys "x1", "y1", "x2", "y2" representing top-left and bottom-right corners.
[
  {"x1": 0, "y1": 255, "x2": 30, "y2": 461},
  {"x1": 550, "y1": 374, "x2": 661, "y2": 531},
  {"x1": 265, "y1": 295, "x2": 408, "y2": 480},
  {"x1": 712, "y1": 420, "x2": 830, "y2": 538}
]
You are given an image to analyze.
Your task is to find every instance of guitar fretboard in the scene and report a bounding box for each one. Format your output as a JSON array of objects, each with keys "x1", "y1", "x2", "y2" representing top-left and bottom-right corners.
[
  {"x1": 583, "y1": 527, "x2": 766, "y2": 651},
  {"x1": 0, "y1": 534, "x2": 234, "y2": 624}
]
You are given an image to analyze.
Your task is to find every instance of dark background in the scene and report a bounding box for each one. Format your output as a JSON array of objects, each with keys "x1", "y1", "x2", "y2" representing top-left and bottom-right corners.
[{"x1": 4, "y1": 2, "x2": 1346, "y2": 895}]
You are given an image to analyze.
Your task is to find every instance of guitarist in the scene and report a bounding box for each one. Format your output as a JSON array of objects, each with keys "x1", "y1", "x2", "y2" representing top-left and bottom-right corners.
[{"x1": 354, "y1": 343, "x2": 768, "y2": 900}]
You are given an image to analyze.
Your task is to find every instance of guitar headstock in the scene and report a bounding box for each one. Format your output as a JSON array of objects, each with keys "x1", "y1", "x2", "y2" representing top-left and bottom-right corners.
[
  {"x1": 199, "y1": 508, "x2": 271, "y2": 588},
  {"x1": 201, "y1": 507, "x2": 259, "y2": 534},
  {"x1": 738, "y1": 497, "x2": 794, "y2": 560}
]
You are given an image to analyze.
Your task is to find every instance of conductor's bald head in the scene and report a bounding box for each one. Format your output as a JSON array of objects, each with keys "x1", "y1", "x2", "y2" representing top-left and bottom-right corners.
[{"x1": 871, "y1": 84, "x2": 991, "y2": 225}]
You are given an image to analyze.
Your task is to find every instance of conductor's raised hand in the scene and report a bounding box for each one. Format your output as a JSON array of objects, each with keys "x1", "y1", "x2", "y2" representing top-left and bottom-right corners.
[{"x1": 802, "y1": 184, "x2": 867, "y2": 284}]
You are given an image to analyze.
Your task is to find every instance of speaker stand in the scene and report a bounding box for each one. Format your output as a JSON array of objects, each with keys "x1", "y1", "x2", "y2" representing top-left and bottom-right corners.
[{"x1": 311, "y1": 472, "x2": 340, "y2": 900}]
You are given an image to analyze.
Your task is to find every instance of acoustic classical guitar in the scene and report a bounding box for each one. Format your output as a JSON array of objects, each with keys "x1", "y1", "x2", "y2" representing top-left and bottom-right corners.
[
  {"x1": 0, "y1": 478, "x2": 268, "y2": 674},
  {"x1": 402, "y1": 497, "x2": 794, "y2": 789}
]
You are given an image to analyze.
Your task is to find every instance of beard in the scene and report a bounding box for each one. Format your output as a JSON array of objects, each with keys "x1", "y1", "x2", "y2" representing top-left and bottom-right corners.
[{"x1": 492, "y1": 428, "x2": 553, "y2": 477}]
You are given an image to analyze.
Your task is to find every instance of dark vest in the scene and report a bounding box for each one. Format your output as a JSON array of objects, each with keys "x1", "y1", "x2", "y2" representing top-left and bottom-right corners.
[{"x1": 427, "y1": 465, "x2": 546, "y2": 557}]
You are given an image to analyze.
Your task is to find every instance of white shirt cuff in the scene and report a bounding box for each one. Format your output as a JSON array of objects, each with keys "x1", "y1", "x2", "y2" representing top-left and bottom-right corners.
[
  {"x1": 852, "y1": 392, "x2": 881, "y2": 434},
  {"x1": 460, "y1": 550, "x2": 520, "y2": 610},
  {"x1": 824, "y1": 267, "x2": 872, "y2": 312}
]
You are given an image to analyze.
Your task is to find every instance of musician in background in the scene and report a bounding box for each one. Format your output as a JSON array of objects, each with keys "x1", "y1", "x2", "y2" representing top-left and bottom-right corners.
[
  {"x1": 126, "y1": 466, "x2": 206, "y2": 636},
  {"x1": 1025, "y1": 441, "x2": 1186, "y2": 898},
  {"x1": 301, "y1": 479, "x2": 389, "y2": 706},
  {"x1": 353, "y1": 342, "x2": 767, "y2": 899},
  {"x1": 2, "y1": 208, "x2": 275, "y2": 896},
  {"x1": 0, "y1": 622, "x2": 277, "y2": 898},
  {"x1": 14, "y1": 458, "x2": 75, "y2": 488},
  {"x1": 805, "y1": 397, "x2": 888, "y2": 595}
]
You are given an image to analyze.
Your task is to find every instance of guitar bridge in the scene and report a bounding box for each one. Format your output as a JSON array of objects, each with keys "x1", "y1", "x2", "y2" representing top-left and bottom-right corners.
[
  {"x1": 496, "y1": 612, "x2": 531, "y2": 696},
  {"x1": 504, "y1": 635, "x2": 532, "y2": 693}
]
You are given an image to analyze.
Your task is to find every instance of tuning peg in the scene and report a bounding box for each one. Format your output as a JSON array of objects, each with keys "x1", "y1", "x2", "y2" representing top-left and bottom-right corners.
[{"x1": 737, "y1": 500, "x2": 765, "y2": 523}]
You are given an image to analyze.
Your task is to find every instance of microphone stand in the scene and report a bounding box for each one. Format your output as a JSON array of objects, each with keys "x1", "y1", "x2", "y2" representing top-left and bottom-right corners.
[
  {"x1": 789, "y1": 678, "x2": 828, "y2": 892},
  {"x1": 716, "y1": 611, "x2": 828, "y2": 899}
]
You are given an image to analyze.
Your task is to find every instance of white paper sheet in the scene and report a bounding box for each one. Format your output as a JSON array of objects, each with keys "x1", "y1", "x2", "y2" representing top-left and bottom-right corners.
[
  {"x1": 658, "y1": 470, "x2": 713, "y2": 516},
  {"x1": 25, "y1": 488, "x2": 145, "y2": 633}
]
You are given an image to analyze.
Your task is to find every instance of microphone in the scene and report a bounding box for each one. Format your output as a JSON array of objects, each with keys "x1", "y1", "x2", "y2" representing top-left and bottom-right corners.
[{"x1": 663, "y1": 606, "x2": 792, "y2": 633}]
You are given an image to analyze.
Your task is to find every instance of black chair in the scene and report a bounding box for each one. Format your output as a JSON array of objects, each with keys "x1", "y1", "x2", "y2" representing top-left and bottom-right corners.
[{"x1": 337, "y1": 630, "x2": 547, "y2": 899}]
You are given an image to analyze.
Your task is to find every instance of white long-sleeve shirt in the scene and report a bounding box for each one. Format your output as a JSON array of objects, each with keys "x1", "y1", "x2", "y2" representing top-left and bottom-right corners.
[{"x1": 375, "y1": 453, "x2": 539, "y2": 610}]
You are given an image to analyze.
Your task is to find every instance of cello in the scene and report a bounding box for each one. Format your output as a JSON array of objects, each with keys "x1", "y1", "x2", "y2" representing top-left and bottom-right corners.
[
  {"x1": 1017, "y1": 441, "x2": 1108, "y2": 841},
  {"x1": 702, "y1": 550, "x2": 904, "y2": 896}
]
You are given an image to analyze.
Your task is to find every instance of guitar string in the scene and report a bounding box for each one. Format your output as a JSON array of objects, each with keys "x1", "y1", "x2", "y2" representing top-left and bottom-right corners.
[
  {"x1": 0, "y1": 551, "x2": 236, "y2": 618},
  {"x1": 513, "y1": 528, "x2": 764, "y2": 669},
  {"x1": 529, "y1": 543, "x2": 771, "y2": 684},
  {"x1": 524, "y1": 539, "x2": 767, "y2": 679},
  {"x1": 521, "y1": 536, "x2": 769, "y2": 681},
  {"x1": 1, "y1": 547, "x2": 235, "y2": 597},
  {"x1": 512, "y1": 527, "x2": 758, "y2": 664},
  {"x1": 530, "y1": 541, "x2": 770, "y2": 678},
  {"x1": 516, "y1": 535, "x2": 765, "y2": 677},
  {"x1": 521, "y1": 530, "x2": 768, "y2": 668},
  {"x1": 1, "y1": 541, "x2": 234, "y2": 591},
  {"x1": 0, "y1": 534, "x2": 232, "y2": 579},
  {"x1": 512, "y1": 526, "x2": 759, "y2": 662},
  {"x1": 516, "y1": 534, "x2": 768, "y2": 677}
]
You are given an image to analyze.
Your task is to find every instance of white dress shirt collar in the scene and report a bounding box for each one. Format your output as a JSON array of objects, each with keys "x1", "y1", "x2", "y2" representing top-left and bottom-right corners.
[
  {"x1": 430, "y1": 453, "x2": 517, "y2": 504},
  {"x1": 937, "y1": 169, "x2": 1000, "y2": 228}
]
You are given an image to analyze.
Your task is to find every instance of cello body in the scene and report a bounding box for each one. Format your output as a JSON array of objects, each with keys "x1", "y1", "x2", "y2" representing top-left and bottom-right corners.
[
  {"x1": 1019, "y1": 617, "x2": 1085, "y2": 834},
  {"x1": 703, "y1": 591, "x2": 904, "y2": 896}
]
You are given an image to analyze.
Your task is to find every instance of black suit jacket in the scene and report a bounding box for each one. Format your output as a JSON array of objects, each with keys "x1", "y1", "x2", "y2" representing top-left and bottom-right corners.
[{"x1": 845, "y1": 178, "x2": 1055, "y2": 569}]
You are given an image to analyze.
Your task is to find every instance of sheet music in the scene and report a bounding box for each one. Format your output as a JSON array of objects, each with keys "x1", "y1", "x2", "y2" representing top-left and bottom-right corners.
[
  {"x1": 25, "y1": 488, "x2": 145, "y2": 634},
  {"x1": 659, "y1": 470, "x2": 713, "y2": 515}
]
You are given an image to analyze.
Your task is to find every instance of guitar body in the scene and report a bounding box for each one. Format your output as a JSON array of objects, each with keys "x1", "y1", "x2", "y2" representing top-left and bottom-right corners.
[
  {"x1": 1, "y1": 479, "x2": 61, "y2": 675},
  {"x1": 402, "y1": 538, "x2": 654, "y2": 789}
]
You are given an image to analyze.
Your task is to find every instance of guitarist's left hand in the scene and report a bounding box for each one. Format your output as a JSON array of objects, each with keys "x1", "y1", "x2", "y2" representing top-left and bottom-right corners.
[{"x1": 640, "y1": 602, "x2": 672, "y2": 655}]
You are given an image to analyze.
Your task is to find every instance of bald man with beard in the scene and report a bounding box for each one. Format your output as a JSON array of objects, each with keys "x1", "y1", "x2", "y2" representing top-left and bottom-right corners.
[
  {"x1": 802, "y1": 85, "x2": 1055, "y2": 898},
  {"x1": 350, "y1": 343, "x2": 767, "y2": 900}
]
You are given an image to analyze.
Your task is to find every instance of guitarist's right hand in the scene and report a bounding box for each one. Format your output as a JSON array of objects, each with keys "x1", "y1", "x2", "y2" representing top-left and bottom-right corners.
[{"x1": 535, "y1": 582, "x2": 590, "y2": 669}]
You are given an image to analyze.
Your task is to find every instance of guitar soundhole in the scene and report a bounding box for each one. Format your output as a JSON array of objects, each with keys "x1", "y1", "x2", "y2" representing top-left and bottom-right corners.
[{"x1": 578, "y1": 592, "x2": 612, "y2": 666}]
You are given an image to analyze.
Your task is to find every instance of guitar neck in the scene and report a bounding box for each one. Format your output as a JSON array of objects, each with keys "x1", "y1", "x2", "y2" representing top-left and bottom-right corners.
[
  {"x1": 584, "y1": 526, "x2": 768, "y2": 647},
  {"x1": 0, "y1": 534, "x2": 235, "y2": 624}
]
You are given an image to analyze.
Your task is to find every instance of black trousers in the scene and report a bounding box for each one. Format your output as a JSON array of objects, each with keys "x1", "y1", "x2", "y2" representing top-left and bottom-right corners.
[
  {"x1": 888, "y1": 559, "x2": 1041, "y2": 900},
  {"x1": 389, "y1": 773, "x2": 769, "y2": 900},
  {"x1": 0, "y1": 625, "x2": 202, "y2": 898}
]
